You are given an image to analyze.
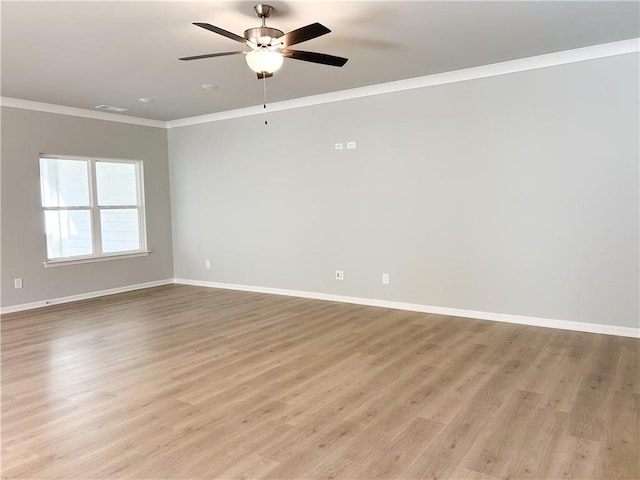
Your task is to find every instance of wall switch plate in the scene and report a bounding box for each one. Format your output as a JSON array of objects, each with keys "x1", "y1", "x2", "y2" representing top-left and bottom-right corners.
[
  {"x1": 14, "y1": 278, "x2": 23, "y2": 289},
  {"x1": 347, "y1": 141, "x2": 357, "y2": 149},
  {"x1": 382, "y1": 273, "x2": 390, "y2": 285},
  {"x1": 205, "y1": 260, "x2": 211, "y2": 269},
  {"x1": 335, "y1": 143, "x2": 344, "y2": 150},
  {"x1": 335, "y1": 270, "x2": 344, "y2": 280}
]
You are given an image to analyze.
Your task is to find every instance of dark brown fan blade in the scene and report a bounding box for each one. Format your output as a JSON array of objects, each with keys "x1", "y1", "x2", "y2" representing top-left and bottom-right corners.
[
  {"x1": 193, "y1": 22, "x2": 246, "y2": 44},
  {"x1": 257, "y1": 72, "x2": 273, "y2": 80},
  {"x1": 179, "y1": 51, "x2": 245, "y2": 61},
  {"x1": 278, "y1": 23, "x2": 330, "y2": 47},
  {"x1": 283, "y1": 49, "x2": 348, "y2": 67}
]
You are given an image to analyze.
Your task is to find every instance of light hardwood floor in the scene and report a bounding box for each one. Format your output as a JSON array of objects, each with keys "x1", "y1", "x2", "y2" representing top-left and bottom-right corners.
[{"x1": 1, "y1": 285, "x2": 638, "y2": 479}]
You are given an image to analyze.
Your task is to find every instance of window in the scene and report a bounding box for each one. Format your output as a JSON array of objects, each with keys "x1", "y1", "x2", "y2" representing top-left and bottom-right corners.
[{"x1": 39, "y1": 155, "x2": 147, "y2": 265}]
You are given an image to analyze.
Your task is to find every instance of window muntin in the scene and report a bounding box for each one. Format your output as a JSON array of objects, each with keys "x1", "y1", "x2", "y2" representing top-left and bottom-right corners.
[{"x1": 39, "y1": 156, "x2": 146, "y2": 261}]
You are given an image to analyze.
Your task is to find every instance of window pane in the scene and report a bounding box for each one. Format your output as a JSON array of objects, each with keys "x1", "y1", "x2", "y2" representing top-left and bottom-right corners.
[
  {"x1": 96, "y1": 162, "x2": 138, "y2": 206},
  {"x1": 44, "y1": 210, "x2": 92, "y2": 258},
  {"x1": 40, "y1": 158, "x2": 89, "y2": 207},
  {"x1": 100, "y1": 209, "x2": 140, "y2": 253}
]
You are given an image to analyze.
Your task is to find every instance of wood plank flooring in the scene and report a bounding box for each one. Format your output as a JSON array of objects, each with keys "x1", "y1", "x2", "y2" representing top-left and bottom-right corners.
[{"x1": 1, "y1": 284, "x2": 638, "y2": 479}]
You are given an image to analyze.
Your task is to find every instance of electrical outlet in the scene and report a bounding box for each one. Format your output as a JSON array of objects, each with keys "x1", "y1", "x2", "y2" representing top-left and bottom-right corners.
[
  {"x1": 335, "y1": 143, "x2": 344, "y2": 150},
  {"x1": 335, "y1": 270, "x2": 344, "y2": 280},
  {"x1": 347, "y1": 141, "x2": 357, "y2": 149},
  {"x1": 205, "y1": 260, "x2": 211, "y2": 269},
  {"x1": 14, "y1": 278, "x2": 23, "y2": 289},
  {"x1": 382, "y1": 273, "x2": 390, "y2": 285}
]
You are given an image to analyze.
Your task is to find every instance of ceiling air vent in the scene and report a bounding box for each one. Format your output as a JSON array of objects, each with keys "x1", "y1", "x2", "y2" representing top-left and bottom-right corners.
[{"x1": 95, "y1": 104, "x2": 129, "y2": 112}]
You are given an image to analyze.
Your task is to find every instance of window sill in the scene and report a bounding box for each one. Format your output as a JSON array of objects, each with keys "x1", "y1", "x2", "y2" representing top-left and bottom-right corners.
[{"x1": 43, "y1": 251, "x2": 151, "y2": 268}]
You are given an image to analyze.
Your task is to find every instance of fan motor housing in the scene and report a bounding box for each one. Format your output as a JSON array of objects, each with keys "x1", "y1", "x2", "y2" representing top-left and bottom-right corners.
[{"x1": 244, "y1": 27, "x2": 284, "y2": 46}]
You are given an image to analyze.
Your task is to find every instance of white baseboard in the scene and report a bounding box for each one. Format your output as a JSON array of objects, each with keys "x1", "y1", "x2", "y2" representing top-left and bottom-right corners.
[
  {"x1": 0, "y1": 279, "x2": 174, "y2": 314},
  {"x1": 3, "y1": 278, "x2": 637, "y2": 338},
  {"x1": 174, "y1": 278, "x2": 640, "y2": 339}
]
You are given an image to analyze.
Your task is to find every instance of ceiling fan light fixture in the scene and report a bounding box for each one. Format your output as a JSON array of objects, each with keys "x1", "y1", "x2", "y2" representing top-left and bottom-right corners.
[{"x1": 245, "y1": 49, "x2": 283, "y2": 74}]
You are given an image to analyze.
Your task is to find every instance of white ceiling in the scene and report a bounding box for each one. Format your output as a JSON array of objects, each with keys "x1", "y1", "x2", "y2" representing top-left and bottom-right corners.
[{"x1": 2, "y1": 1, "x2": 638, "y2": 122}]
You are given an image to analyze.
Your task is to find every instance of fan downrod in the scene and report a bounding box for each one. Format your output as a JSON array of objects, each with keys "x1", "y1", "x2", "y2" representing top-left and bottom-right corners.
[{"x1": 245, "y1": 4, "x2": 283, "y2": 46}]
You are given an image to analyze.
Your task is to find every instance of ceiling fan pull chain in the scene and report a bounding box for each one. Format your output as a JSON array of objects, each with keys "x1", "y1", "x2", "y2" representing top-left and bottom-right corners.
[{"x1": 263, "y1": 74, "x2": 268, "y2": 125}]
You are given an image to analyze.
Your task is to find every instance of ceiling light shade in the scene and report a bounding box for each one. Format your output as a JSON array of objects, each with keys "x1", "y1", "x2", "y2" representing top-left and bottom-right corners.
[{"x1": 245, "y1": 49, "x2": 283, "y2": 74}]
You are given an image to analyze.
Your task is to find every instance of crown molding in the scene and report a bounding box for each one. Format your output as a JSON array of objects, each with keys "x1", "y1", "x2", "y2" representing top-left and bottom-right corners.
[
  {"x1": 2, "y1": 38, "x2": 638, "y2": 129},
  {"x1": 166, "y1": 38, "x2": 640, "y2": 128},
  {"x1": 0, "y1": 97, "x2": 166, "y2": 128}
]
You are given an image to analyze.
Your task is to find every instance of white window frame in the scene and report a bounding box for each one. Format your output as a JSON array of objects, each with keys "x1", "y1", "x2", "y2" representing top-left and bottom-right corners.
[{"x1": 40, "y1": 154, "x2": 150, "y2": 267}]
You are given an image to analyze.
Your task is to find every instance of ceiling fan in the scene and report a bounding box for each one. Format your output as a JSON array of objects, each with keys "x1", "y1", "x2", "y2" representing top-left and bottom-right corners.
[{"x1": 179, "y1": 4, "x2": 348, "y2": 79}]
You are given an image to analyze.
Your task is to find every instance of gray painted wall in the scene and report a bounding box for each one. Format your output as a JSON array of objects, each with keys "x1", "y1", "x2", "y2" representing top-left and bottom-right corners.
[
  {"x1": 169, "y1": 53, "x2": 639, "y2": 329},
  {"x1": 1, "y1": 107, "x2": 174, "y2": 307}
]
